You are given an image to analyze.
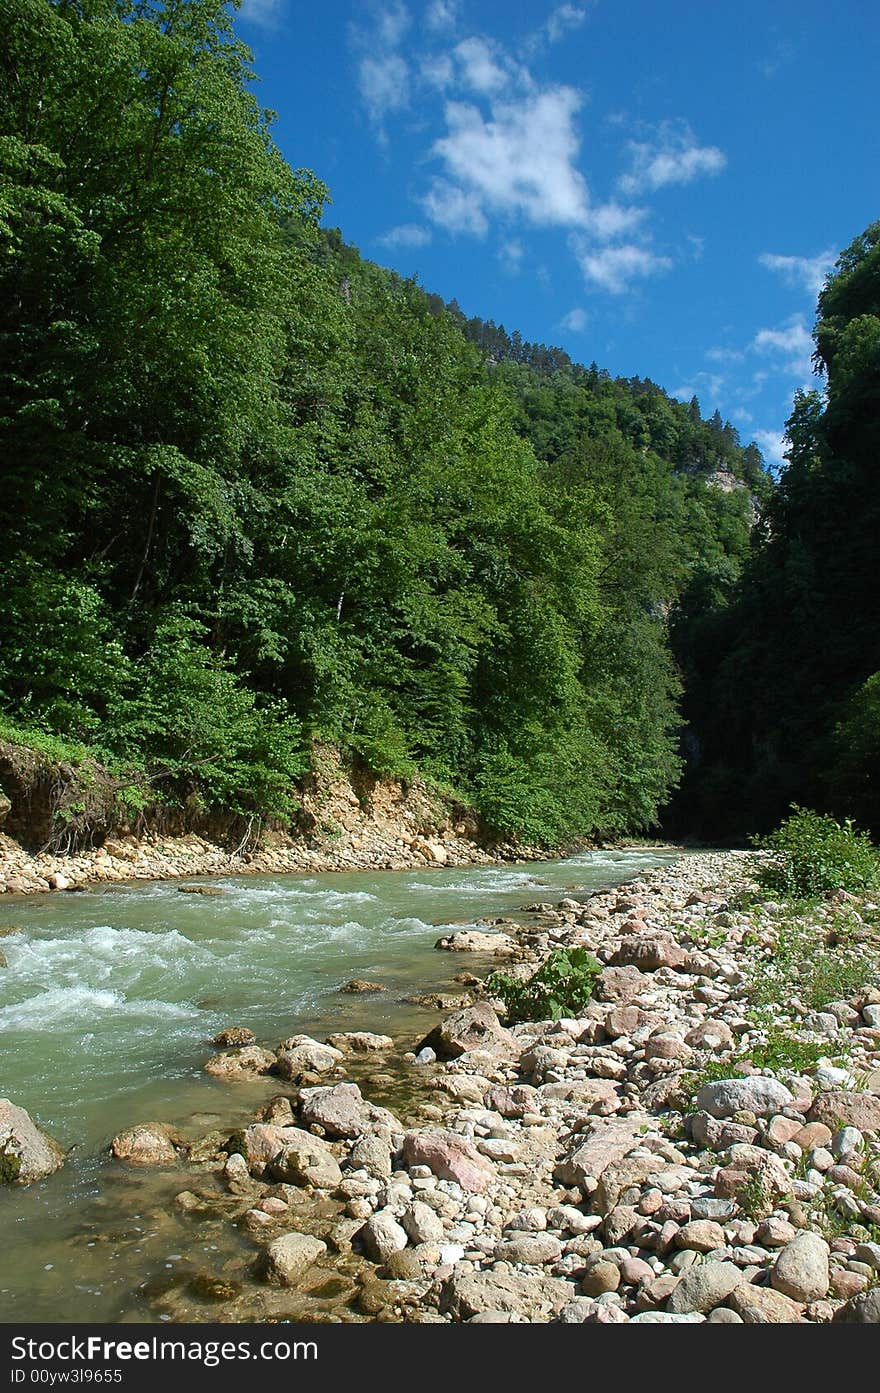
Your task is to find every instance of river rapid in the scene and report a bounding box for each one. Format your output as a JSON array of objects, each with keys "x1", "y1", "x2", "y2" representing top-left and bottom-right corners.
[{"x1": 0, "y1": 848, "x2": 681, "y2": 1322}]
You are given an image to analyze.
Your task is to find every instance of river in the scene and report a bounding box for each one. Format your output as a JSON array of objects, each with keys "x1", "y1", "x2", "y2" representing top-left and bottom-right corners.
[{"x1": 0, "y1": 847, "x2": 680, "y2": 1322}]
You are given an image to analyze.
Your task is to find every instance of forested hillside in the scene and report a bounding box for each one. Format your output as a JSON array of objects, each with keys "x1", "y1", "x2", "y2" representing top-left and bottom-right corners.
[
  {"x1": 4, "y1": 0, "x2": 874, "y2": 852},
  {"x1": 671, "y1": 221, "x2": 880, "y2": 838}
]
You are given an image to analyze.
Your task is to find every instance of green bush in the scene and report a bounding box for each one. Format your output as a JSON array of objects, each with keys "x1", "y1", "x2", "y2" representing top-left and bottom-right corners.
[
  {"x1": 488, "y1": 947, "x2": 602, "y2": 1024},
  {"x1": 754, "y1": 805, "x2": 880, "y2": 898}
]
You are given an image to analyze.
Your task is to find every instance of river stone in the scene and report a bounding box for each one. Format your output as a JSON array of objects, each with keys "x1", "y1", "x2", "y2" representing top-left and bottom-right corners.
[
  {"x1": 594, "y1": 966, "x2": 645, "y2": 1003},
  {"x1": 435, "y1": 930, "x2": 516, "y2": 955},
  {"x1": 203, "y1": 1045, "x2": 276, "y2": 1080},
  {"x1": 402, "y1": 1200, "x2": 444, "y2": 1246},
  {"x1": 771, "y1": 1231, "x2": 830, "y2": 1302},
  {"x1": 611, "y1": 935, "x2": 689, "y2": 972},
  {"x1": 211, "y1": 1026, "x2": 256, "y2": 1048},
  {"x1": 714, "y1": 1147, "x2": 791, "y2": 1217},
  {"x1": 834, "y1": 1288, "x2": 880, "y2": 1322},
  {"x1": 0, "y1": 1100, "x2": 66, "y2": 1184},
  {"x1": 326, "y1": 1032, "x2": 394, "y2": 1052},
  {"x1": 553, "y1": 1115, "x2": 647, "y2": 1191},
  {"x1": 274, "y1": 1040, "x2": 343, "y2": 1080},
  {"x1": 402, "y1": 1128, "x2": 495, "y2": 1192},
  {"x1": 666, "y1": 1260, "x2": 743, "y2": 1314},
  {"x1": 361, "y1": 1209, "x2": 409, "y2": 1263},
  {"x1": 439, "y1": 1269, "x2": 574, "y2": 1321},
  {"x1": 347, "y1": 1134, "x2": 393, "y2": 1179},
  {"x1": 298, "y1": 1082, "x2": 400, "y2": 1140},
  {"x1": 728, "y1": 1284, "x2": 804, "y2": 1323},
  {"x1": 271, "y1": 1132, "x2": 342, "y2": 1189},
  {"x1": 340, "y1": 980, "x2": 386, "y2": 994},
  {"x1": 493, "y1": 1233, "x2": 563, "y2": 1265},
  {"x1": 417, "y1": 1003, "x2": 514, "y2": 1061},
  {"x1": 675, "y1": 1219, "x2": 727, "y2": 1253},
  {"x1": 264, "y1": 1232, "x2": 326, "y2": 1286},
  {"x1": 111, "y1": 1123, "x2": 177, "y2": 1167},
  {"x1": 696, "y1": 1076, "x2": 794, "y2": 1118},
  {"x1": 807, "y1": 1091, "x2": 880, "y2": 1133}
]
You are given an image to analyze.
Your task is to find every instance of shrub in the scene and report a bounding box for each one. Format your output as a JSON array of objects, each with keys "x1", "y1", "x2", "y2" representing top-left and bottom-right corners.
[
  {"x1": 487, "y1": 946, "x2": 601, "y2": 1024},
  {"x1": 754, "y1": 805, "x2": 880, "y2": 898}
]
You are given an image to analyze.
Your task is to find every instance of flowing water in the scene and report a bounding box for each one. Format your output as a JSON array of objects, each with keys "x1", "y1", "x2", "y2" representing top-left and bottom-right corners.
[{"x1": 0, "y1": 847, "x2": 681, "y2": 1322}]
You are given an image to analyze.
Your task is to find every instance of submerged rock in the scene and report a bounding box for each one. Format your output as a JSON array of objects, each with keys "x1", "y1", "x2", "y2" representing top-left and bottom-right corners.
[
  {"x1": 111, "y1": 1122, "x2": 178, "y2": 1166},
  {"x1": 0, "y1": 1099, "x2": 66, "y2": 1185}
]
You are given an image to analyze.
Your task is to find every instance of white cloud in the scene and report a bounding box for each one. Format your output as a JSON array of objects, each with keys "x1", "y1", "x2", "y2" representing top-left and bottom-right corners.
[
  {"x1": 374, "y1": 0, "x2": 410, "y2": 48},
  {"x1": 546, "y1": 4, "x2": 589, "y2": 44},
  {"x1": 421, "y1": 52, "x2": 455, "y2": 88},
  {"x1": 354, "y1": 3, "x2": 412, "y2": 131},
  {"x1": 428, "y1": 89, "x2": 590, "y2": 227},
  {"x1": 571, "y1": 239, "x2": 671, "y2": 294},
  {"x1": 752, "y1": 429, "x2": 788, "y2": 470},
  {"x1": 377, "y1": 223, "x2": 433, "y2": 248},
  {"x1": 751, "y1": 315, "x2": 815, "y2": 378},
  {"x1": 619, "y1": 122, "x2": 726, "y2": 196},
  {"x1": 453, "y1": 37, "x2": 510, "y2": 94},
  {"x1": 759, "y1": 249, "x2": 836, "y2": 295},
  {"x1": 422, "y1": 179, "x2": 489, "y2": 235},
  {"x1": 706, "y1": 345, "x2": 744, "y2": 364},
  {"x1": 498, "y1": 238, "x2": 525, "y2": 272},
  {"x1": 237, "y1": 0, "x2": 285, "y2": 28},
  {"x1": 560, "y1": 307, "x2": 588, "y2": 331},
  {"x1": 425, "y1": 0, "x2": 459, "y2": 31},
  {"x1": 358, "y1": 52, "x2": 410, "y2": 126}
]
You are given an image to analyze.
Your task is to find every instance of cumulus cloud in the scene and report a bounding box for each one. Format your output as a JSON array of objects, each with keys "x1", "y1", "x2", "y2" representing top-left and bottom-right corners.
[
  {"x1": 377, "y1": 223, "x2": 433, "y2": 248},
  {"x1": 237, "y1": 0, "x2": 285, "y2": 28},
  {"x1": 453, "y1": 37, "x2": 511, "y2": 94},
  {"x1": 560, "y1": 306, "x2": 588, "y2": 331},
  {"x1": 498, "y1": 239, "x2": 525, "y2": 272},
  {"x1": 545, "y1": 4, "x2": 589, "y2": 44},
  {"x1": 428, "y1": 89, "x2": 591, "y2": 227},
  {"x1": 619, "y1": 122, "x2": 726, "y2": 196},
  {"x1": 354, "y1": 3, "x2": 412, "y2": 132},
  {"x1": 425, "y1": 0, "x2": 459, "y2": 31},
  {"x1": 759, "y1": 249, "x2": 836, "y2": 294},
  {"x1": 571, "y1": 239, "x2": 671, "y2": 294},
  {"x1": 751, "y1": 315, "x2": 815, "y2": 378},
  {"x1": 422, "y1": 179, "x2": 489, "y2": 236}
]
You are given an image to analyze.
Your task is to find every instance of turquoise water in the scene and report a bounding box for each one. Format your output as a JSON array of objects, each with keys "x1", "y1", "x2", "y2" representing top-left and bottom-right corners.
[{"x1": 0, "y1": 848, "x2": 679, "y2": 1321}]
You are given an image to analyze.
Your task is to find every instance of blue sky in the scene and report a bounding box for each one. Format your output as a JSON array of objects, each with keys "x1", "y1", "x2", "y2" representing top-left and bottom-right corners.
[{"x1": 234, "y1": 0, "x2": 877, "y2": 469}]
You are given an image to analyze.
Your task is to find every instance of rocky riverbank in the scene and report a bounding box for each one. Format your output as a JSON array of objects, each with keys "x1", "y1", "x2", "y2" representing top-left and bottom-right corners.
[
  {"x1": 9, "y1": 848, "x2": 880, "y2": 1324},
  {"x1": 0, "y1": 745, "x2": 540, "y2": 896}
]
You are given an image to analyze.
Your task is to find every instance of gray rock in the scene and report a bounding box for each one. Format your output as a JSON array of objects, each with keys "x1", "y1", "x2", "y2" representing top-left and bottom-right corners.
[
  {"x1": 666, "y1": 1260, "x2": 744, "y2": 1314},
  {"x1": 361, "y1": 1209, "x2": 409, "y2": 1263},
  {"x1": 417, "y1": 1004, "x2": 515, "y2": 1060},
  {"x1": 272, "y1": 1132, "x2": 342, "y2": 1189},
  {"x1": 110, "y1": 1123, "x2": 177, "y2": 1167},
  {"x1": 630, "y1": 1311, "x2": 705, "y2": 1323},
  {"x1": 298, "y1": 1082, "x2": 400, "y2": 1140},
  {"x1": 401, "y1": 1200, "x2": 444, "y2": 1246},
  {"x1": 771, "y1": 1231, "x2": 830, "y2": 1302},
  {"x1": 264, "y1": 1232, "x2": 326, "y2": 1285},
  {"x1": 347, "y1": 1134, "x2": 392, "y2": 1179},
  {"x1": 695, "y1": 1076, "x2": 794, "y2": 1119},
  {"x1": 0, "y1": 1099, "x2": 66, "y2": 1184},
  {"x1": 439, "y1": 1269, "x2": 575, "y2": 1321},
  {"x1": 835, "y1": 1288, "x2": 880, "y2": 1322},
  {"x1": 493, "y1": 1233, "x2": 563, "y2": 1265}
]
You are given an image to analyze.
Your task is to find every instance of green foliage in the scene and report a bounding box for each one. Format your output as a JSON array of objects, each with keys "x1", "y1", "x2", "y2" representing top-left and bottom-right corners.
[
  {"x1": 754, "y1": 805, "x2": 880, "y2": 897},
  {"x1": 488, "y1": 947, "x2": 602, "y2": 1024},
  {"x1": 745, "y1": 1026, "x2": 826, "y2": 1074},
  {"x1": 673, "y1": 221, "x2": 880, "y2": 840},
  {"x1": 0, "y1": 0, "x2": 768, "y2": 841}
]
